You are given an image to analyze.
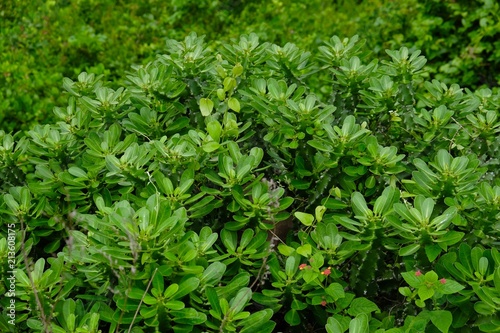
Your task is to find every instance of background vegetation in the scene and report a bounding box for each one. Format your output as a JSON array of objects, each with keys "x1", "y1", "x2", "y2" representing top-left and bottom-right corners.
[
  {"x1": 1, "y1": 0, "x2": 499, "y2": 332},
  {"x1": 1, "y1": 0, "x2": 499, "y2": 132}
]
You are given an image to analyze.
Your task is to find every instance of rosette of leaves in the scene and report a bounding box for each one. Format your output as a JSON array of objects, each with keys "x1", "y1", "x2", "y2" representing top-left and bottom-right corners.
[{"x1": 334, "y1": 187, "x2": 401, "y2": 297}]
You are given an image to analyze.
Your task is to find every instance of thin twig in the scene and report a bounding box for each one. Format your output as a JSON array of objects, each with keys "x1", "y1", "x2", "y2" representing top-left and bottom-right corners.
[
  {"x1": 19, "y1": 215, "x2": 52, "y2": 332},
  {"x1": 127, "y1": 267, "x2": 158, "y2": 333}
]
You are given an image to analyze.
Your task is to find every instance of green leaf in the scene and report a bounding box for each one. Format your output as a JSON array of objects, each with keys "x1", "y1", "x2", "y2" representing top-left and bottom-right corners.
[
  {"x1": 223, "y1": 77, "x2": 237, "y2": 92},
  {"x1": 419, "y1": 198, "x2": 434, "y2": 222},
  {"x1": 206, "y1": 287, "x2": 222, "y2": 317},
  {"x1": 171, "y1": 308, "x2": 207, "y2": 325},
  {"x1": 239, "y1": 309, "x2": 275, "y2": 333},
  {"x1": 401, "y1": 271, "x2": 424, "y2": 288},
  {"x1": 424, "y1": 271, "x2": 438, "y2": 283},
  {"x1": 294, "y1": 212, "x2": 314, "y2": 226},
  {"x1": 418, "y1": 286, "x2": 434, "y2": 301},
  {"x1": 429, "y1": 310, "x2": 452, "y2": 333},
  {"x1": 351, "y1": 192, "x2": 371, "y2": 218},
  {"x1": 236, "y1": 157, "x2": 253, "y2": 180},
  {"x1": 228, "y1": 97, "x2": 241, "y2": 112},
  {"x1": 425, "y1": 244, "x2": 442, "y2": 262},
  {"x1": 200, "y1": 262, "x2": 226, "y2": 287},
  {"x1": 179, "y1": 168, "x2": 195, "y2": 195},
  {"x1": 435, "y1": 231, "x2": 464, "y2": 246},
  {"x1": 278, "y1": 244, "x2": 295, "y2": 256},
  {"x1": 349, "y1": 313, "x2": 369, "y2": 333},
  {"x1": 326, "y1": 317, "x2": 344, "y2": 333},
  {"x1": 165, "y1": 300, "x2": 185, "y2": 310},
  {"x1": 3, "y1": 194, "x2": 19, "y2": 212},
  {"x1": 394, "y1": 203, "x2": 420, "y2": 226},
  {"x1": 474, "y1": 301, "x2": 496, "y2": 315},
  {"x1": 430, "y1": 207, "x2": 457, "y2": 231},
  {"x1": 152, "y1": 271, "x2": 165, "y2": 294},
  {"x1": 309, "y1": 252, "x2": 325, "y2": 270},
  {"x1": 315, "y1": 205, "x2": 327, "y2": 222},
  {"x1": 68, "y1": 166, "x2": 88, "y2": 179},
  {"x1": 232, "y1": 63, "x2": 244, "y2": 77},
  {"x1": 458, "y1": 243, "x2": 473, "y2": 276},
  {"x1": 221, "y1": 229, "x2": 237, "y2": 253},
  {"x1": 217, "y1": 88, "x2": 226, "y2": 100},
  {"x1": 478, "y1": 257, "x2": 488, "y2": 276},
  {"x1": 291, "y1": 299, "x2": 308, "y2": 311},
  {"x1": 229, "y1": 287, "x2": 252, "y2": 315},
  {"x1": 164, "y1": 284, "x2": 179, "y2": 299},
  {"x1": 32, "y1": 258, "x2": 46, "y2": 283},
  {"x1": 296, "y1": 244, "x2": 312, "y2": 257},
  {"x1": 399, "y1": 287, "x2": 412, "y2": 297},
  {"x1": 173, "y1": 277, "x2": 200, "y2": 299},
  {"x1": 373, "y1": 186, "x2": 399, "y2": 216},
  {"x1": 284, "y1": 309, "x2": 301, "y2": 326},
  {"x1": 325, "y1": 283, "x2": 345, "y2": 301},
  {"x1": 200, "y1": 98, "x2": 214, "y2": 116},
  {"x1": 207, "y1": 120, "x2": 223, "y2": 142},
  {"x1": 19, "y1": 187, "x2": 31, "y2": 209},
  {"x1": 285, "y1": 256, "x2": 297, "y2": 278},
  {"x1": 438, "y1": 280, "x2": 464, "y2": 294},
  {"x1": 202, "y1": 141, "x2": 220, "y2": 153},
  {"x1": 347, "y1": 297, "x2": 379, "y2": 316},
  {"x1": 302, "y1": 269, "x2": 317, "y2": 284},
  {"x1": 494, "y1": 267, "x2": 500, "y2": 291},
  {"x1": 399, "y1": 243, "x2": 420, "y2": 256}
]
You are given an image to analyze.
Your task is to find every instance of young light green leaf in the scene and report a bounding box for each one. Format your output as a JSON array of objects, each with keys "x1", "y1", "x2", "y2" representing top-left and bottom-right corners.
[
  {"x1": 228, "y1": 97, "x2": 241, "y2": 112},
  {"x1": 200, "y1": 98, "x2": 214, "y2": 116},
  {"x1": 207, "y1": 120, "x2": 223, "y2": 142},
  {"x1": 294, "y1": 212, "x2": 314, "y2": 226}
]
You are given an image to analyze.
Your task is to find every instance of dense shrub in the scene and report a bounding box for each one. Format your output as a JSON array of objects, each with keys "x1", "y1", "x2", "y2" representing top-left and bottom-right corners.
[
  {"x1": 4, "y1": 0, "x2": 498, "y2": 133},
  {"x1": 392, "y1": 0, "x2": 500, "y2": 88},
  {"x1": 1, "y1": 33, "x2": 499, "y2": 332}
]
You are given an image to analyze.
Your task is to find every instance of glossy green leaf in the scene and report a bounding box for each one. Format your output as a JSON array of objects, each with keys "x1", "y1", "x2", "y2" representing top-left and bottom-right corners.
[
  {"x1": 349, "y1": 313, "x2": 369, "y2": 333},
  {"x1": 207, "y1": 120, "x2": 222, "y2": 142},
  {"x1": 228, "y1": 97, "x2": 241, "y2": 112},
  {"x1": 173, "y1": 277, "x2": 200, "y2": 299},
  {"x1": 351, "y1": 192, "x2": 371, "y2": 218},
  {"x1": 399, "y1": 243, "x2": 420, "y2": 256},
  {"x1": 347, "y1": 297, "x2": 379, "y2": 316},
  {"x1": 294, "y1": 212, "x2": 314, "y2": 226},
  {"x1": 229, "y1": 287, "x2": 252, "y2": 315},
  {"x1": 326, "y1": 317, "x2": 344, "y2": 333},
  {"x1": 284, "y1": 309, "x2": 301, "y2": 326},
  {"x1": 239, "y1": 309, "x2": 275, "y2": 333},
  {"x1": 200, "y1": 98, "x2": 214, "y2": 116},
  {"x1": 429, "y1": 310, "x2": 452, "y2": 333},
  {"x1": 285, "y1": 256, "x2": 297, "y2": 278}
]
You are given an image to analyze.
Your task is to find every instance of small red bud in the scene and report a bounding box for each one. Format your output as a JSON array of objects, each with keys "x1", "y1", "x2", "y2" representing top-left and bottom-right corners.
[{"x1": 415, "y1": 270, "x2": 422, "y2": 276}]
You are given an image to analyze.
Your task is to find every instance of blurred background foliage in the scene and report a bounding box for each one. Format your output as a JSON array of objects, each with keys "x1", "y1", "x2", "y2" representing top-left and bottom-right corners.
[{"x1": 1, "y1": 0, "x2": 499, "y2": 132}]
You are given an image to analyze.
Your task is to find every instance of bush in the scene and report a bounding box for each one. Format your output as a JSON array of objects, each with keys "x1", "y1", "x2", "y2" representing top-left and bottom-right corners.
[
  {"x1": 0, "y1": 0, "x2": 259, "y2": 133},
  {"x1": 390, "y1": 0, "x2": 500, "y2": 89},
  {"x1": 1, "y1": 33, "x2": 499, "y2": 332},
  {"x1": 7, "y1": 0, "x2": 499, "y2": 133}
]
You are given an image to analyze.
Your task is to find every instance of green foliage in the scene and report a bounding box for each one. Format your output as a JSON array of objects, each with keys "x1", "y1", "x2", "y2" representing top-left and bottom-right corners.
[
  {"x1": 1, "y1": 31, "x2": 499, "y2": 332},
  {"x1": 4, "y1": 0, "x2": 499, "y2": 133}
]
